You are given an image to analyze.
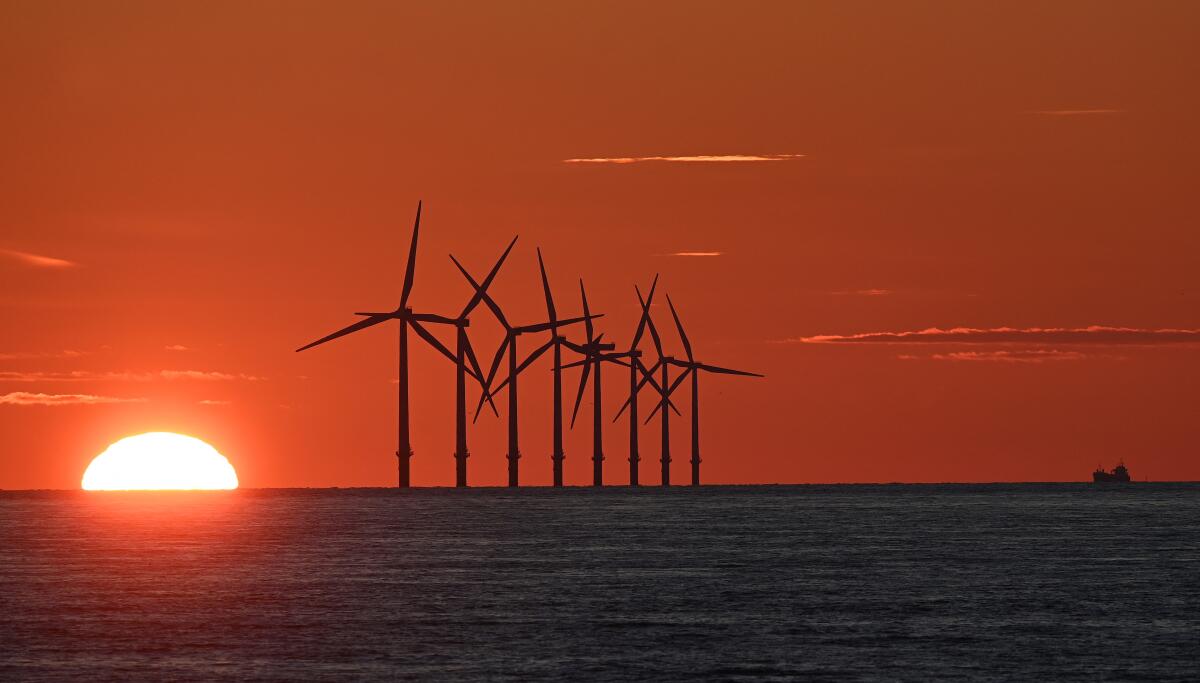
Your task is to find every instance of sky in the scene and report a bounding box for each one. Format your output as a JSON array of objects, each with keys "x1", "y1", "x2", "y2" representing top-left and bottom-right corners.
[{"x1": 2, "y1": 1, "x2": 1198, "y2": 488}]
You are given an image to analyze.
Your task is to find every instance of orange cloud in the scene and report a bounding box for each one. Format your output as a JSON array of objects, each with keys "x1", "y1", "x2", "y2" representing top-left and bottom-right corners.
[
  {"x1": 0, "y1": 249, "x2": 76, "y2": 268},
  {"x1": 0, "y1": 392, "x2": 145, "y2": 406},
  {"x1": 670, "y1": 251, "x2": 723, "y2": 257},
  {"x1": 0, "y1": 370, "x2": 262, "y2": 382},
  {"x1": 930, "y1": 350, "x2": 1090, "y2": 363},
  {"x1": 564, "y1": 154, "x2": 805, "y2": 164},
  {"x1": 1031, "y1": 109, "x2": 1125, "y2": 116},
  {"x1": 0, "y1": 349, "x2": 90, "y2": 360},
  {"x1": 831, "y1": 289, "x2": 891, "y2": 296},
  {"x1": 784, "y1": 326, "x2": 1200, "y2": 345}
]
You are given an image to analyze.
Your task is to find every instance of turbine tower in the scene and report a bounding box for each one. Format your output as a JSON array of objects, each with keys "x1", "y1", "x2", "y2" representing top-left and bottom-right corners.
[
  {"x1": 296, "y1": 202, "x2": 484, "y2": 488},
  {"x1": 646, "y1": 294, "x2": 764, "y2": 486}
]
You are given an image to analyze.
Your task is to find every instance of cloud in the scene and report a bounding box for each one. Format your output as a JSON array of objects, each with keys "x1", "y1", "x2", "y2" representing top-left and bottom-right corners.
[
  {"x1": 782, "y1": 326, "x2": 1200, "y2": 346},
  {"x1": 0, "y1": 349, "x2": 90, "y2": 360},
  {"x1": 158, "y1": 370, "x2": 261, "y2": 381},
  {"x1": 198, "y1": 399, "x2": 231, "y2": 406},
  {"x1": 564, "y1": 154, "x2": 805, "y2": 164},
  {"x1": 164, "y1": 345, "x2": 192, "y2": 352},
  {"x1": 0, "y1": 249, "x2": 76, "y2": 268},
  {"x1": 0, "y1": 392, "x2": 145, "y2": 406},
  {"x1": 1031, "y1": 109, "x2": 1125, "y2": 116},
  {"x1": 670, "y1": 252, "x2": 723, "y2": 257},
  {"x1": 830, "y1": 289, "x2": 891, "y2": 297},
  {"x1": 930, "y1": 350, "x2": 1090, "y2": 363},
  {"x1": 0, "y1": 370, "x2": 262, "y2": 382}
]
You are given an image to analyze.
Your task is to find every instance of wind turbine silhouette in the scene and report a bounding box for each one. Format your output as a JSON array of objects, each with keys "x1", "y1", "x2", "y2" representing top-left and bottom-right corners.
[
  {"x1": 408, "y1": 235, "x2": 516, "y2": 486},
  {"x1": 644, "y1": 294, "x2": 764, "y2": 486},
  {"x1": 454, "y1": 256, "x2": 599, "y2": 487},
  {"x1": 563, "y1": 279, "x2": 616, "y2": 486},
  {"x1": 296, "y1": 202, "x2": 485, "y2": 488},
  {"x1": 535, "y1": 248, "x2": 572, "y2": 487}
]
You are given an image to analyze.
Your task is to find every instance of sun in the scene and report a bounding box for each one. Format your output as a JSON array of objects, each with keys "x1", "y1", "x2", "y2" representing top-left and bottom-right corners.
[{"x1": 82, "y1": 432, "x2": 239, "y2": 491}]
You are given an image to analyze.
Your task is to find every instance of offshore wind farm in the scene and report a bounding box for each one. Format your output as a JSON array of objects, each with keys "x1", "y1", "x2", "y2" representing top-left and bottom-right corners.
[
  {"x1": 4, "y1": 2, "x2": 1200, "y2": 681},
  {"x1": 296, "y1": 202, "x2": 762, "y2": 488}
]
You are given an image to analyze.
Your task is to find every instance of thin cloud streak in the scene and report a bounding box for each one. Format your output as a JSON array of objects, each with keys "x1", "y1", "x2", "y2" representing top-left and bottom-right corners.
[
  {"x1": 831, "y1": 289, "x2": 891, "y2": 296},
  {"x1": 0, "y1": 370, "x2": 263, "y2": 382},
  {"x1": 1, "y1": 249, "x2": 76, "y2": 268},
  {"x1": 670, "y1": 251, "x2": 723, "y2": 257},
  {"x1": 1032, "y1": 109, "x2": 1125, "y2": 116},
  {"x1": 0, "y1": 392, "x2": 145, "y2": 406},
  {"x1": 931, "y1": 350, "x2": 1090, "y2": 363},
  {"x1": 780, "y1": 326, "x2": 1200, "y2": 345},
  {"x1": 564, "y1": 154, "x2": 805, "y2": 164},
  {"x1": 0, "y1": 349, "x2": 90, "y2": 360}
]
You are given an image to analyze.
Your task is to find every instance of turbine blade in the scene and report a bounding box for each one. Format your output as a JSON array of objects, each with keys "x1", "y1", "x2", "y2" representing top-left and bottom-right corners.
[
  {"x1": 629, "y1": 274, "x2": 659, "y2": 349},
  {"x1": 644, "y1": 401, "x2": 661, "y2": 424},
  {"x1": 478, "y1": 335, "x2": 510, "y2": 408},
  {"x1": 560, "y1": 339, "x2": 588, "y2": 355},
  {"x1": 450, "y1": 254, "x2": 511, "y2": 330},
  {"x1": 518, "y1": 313, "x2": 601, "y2": 335},
  {"x1": 611, "y1": 359, "x2": 662, "y2": 421},
  {"x1": 459, "y1": 235, "x2": 518, "y2": 318},
  {"x1": 482, "y1": 373, "x2": 513, "y2": 417},
  {"x1": 516, "y1": 339, "x2": 554, "y2": 375},
  {"x1": 698, "y1": 363, "x2": 764, "y2": 377},
  {"x1": 666, "y1": 293, "x2": 694, "y2": 363},
  {"x1": 296, "y1": 315, "x2": 390, "y2": 352},
  {"x1": 463, "y1": 333, "x2": 499, "y2": 417},
  {"x1": 644, "y1": 389, "x2": 685, "y2": 424},
  {"x1": 666, "y1": 367, "x2": 691, "y2": 396},
  {"x1": 569, "y1": 359, "x2": 591, "y2": 428},
  {"x1": 634, "y1": 285, "x2": 663, "y2": 358},
  {"x1": 536, "y1": 247, "x2": 556, "y2": 325},
  {"x1": 410, "y1": 312, "x2": 459, "y2": 326},
  {"x1": 409, "y1": 319, "x2": 460, "y2": 369},
  {"x1": 644, "y1": 311, "x2": 663, "y2": 358},
  {"x1": 400, "y1": 201, "x2": 421, "y2": 308},
  {"x1": 579, "y1": 279, "x2": 594, "y2": 343}
]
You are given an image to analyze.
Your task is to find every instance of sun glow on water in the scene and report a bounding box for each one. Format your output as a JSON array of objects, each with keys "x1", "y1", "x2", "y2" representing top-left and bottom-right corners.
[{"x1": 82, "y1": 432, "x2": 238, "y2": 491}]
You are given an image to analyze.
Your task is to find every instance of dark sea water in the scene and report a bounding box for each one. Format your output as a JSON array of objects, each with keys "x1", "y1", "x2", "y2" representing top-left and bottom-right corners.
[{"x1": 1, "y1": 484, "x2": 1198, "y2": 681}]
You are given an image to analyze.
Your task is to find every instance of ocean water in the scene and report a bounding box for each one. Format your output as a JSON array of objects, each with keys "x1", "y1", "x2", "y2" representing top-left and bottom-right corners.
[{"x1": 1, "y1": 484, "x2": 1197, "y2": 681}]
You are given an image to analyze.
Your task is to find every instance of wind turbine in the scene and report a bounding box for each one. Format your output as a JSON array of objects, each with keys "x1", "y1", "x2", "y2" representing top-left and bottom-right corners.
[
  {"x1": 645, "y1": 294, "x2": 764, "y2": 486},
  {"x1": 534, "y1": 248, "x2": 572, "y2": 487},
  {"x1": 453, "y1": 257, "x2": 599, "y2": 487},
  {"x1": 297, "y1": 202, "x2": 482, "y2": 488},
  {"x1": 563, "y1": 279, "x2": 616, "y2": 486}
]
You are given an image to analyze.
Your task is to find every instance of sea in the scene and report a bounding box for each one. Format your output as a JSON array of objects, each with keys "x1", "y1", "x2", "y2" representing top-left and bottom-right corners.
[{"x1": 1, "y1": 484, "x2": 1197, "y2": 681}]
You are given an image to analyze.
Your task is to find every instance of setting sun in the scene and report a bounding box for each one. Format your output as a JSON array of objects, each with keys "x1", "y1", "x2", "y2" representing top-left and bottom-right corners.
[{"x1": 81, "y1": 432, "x2": 238, "y2": 491}]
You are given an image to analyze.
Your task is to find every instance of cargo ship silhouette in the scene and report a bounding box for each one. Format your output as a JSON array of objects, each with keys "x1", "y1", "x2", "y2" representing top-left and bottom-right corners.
[{"x1": 1093, "y1": 461, "x2": 1132, "y2": 483}]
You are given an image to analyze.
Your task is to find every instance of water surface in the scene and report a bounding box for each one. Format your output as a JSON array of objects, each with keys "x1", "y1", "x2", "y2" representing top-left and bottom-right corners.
[{"x1": 2, "y1": 484, "x2": 1198, "y2": 680}]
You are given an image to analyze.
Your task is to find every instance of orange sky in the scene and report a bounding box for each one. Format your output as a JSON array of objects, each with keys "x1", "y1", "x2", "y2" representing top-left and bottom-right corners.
[{"x1": 3, "y1": 1, "x2": 1198, "y2": 488}]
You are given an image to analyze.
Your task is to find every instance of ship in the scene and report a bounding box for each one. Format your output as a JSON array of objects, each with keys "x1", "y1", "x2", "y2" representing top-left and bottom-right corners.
[{"x1": 1093, "y1": 461, "x2": 1132, "y2": 483}]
